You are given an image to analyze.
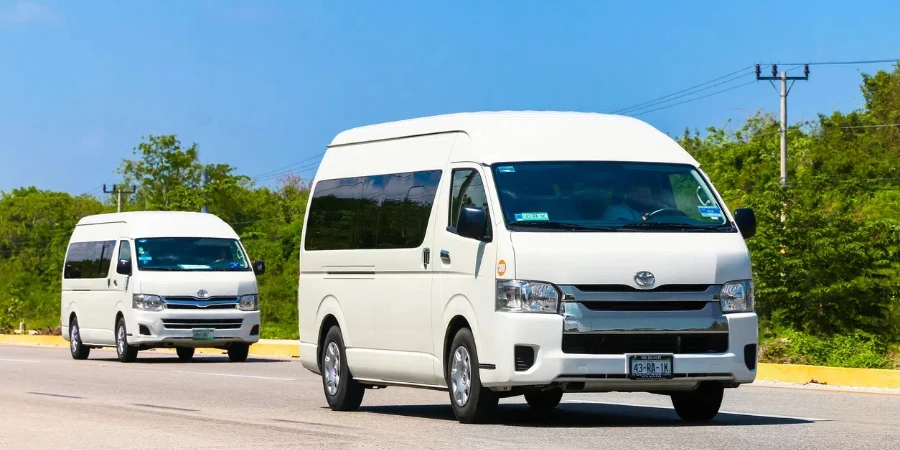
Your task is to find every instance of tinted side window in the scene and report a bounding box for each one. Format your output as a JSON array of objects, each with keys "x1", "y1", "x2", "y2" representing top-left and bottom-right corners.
[
  {"x1": 305, "y1": 177, "x2": 365, "y2": 251},
  {"x1": 379, "y1": 170, "x2": 442, "y2": 249},
  {"x1": 304, "y1": 170, "x2": 442, "y2": 251},
  {"x1": 64, "y1": 241, "x2": 111, "y2": 279},
  {"x1": 118, "y1": 240, "x2": 132, "y2": 264},
  {"x1": 450, "y1": 169, "x2": 492, "y2": 237},
  {"x1": 98, "y1": 241, "x2": 115, "y2": 277}
]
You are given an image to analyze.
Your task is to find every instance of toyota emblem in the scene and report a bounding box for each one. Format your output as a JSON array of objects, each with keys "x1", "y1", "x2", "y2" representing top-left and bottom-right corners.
[
  {"x1": 197, "y1": 289, "x2": 209, "y2": 298},
  {"x1": 634, "y1": 271, "x2": 655, "y2": 287}
]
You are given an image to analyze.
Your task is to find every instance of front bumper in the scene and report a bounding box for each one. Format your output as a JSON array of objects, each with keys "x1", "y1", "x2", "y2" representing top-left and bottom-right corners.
[
  {"x1": 126, "y1": 309, "x2": 261, "y2": 348},
  {"x1": 480, "y1": 305, "x2": 758, "y2": 391}
]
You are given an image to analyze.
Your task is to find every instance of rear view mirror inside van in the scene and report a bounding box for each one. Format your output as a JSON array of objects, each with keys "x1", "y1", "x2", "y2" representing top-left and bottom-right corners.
[{"x1": 734, "y1": 208, "x2": 757, "y2": 239}]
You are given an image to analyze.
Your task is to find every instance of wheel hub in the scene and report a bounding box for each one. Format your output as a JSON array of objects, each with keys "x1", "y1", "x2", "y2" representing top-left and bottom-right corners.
[
  {"x1": 324, "y1": 342, "x2": 341, "y2": 396},
  {"x1": 450, "y1": 346, "x2": 472, "y2": 407}
]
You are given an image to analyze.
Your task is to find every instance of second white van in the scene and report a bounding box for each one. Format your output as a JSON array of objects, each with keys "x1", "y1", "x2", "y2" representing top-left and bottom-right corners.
[
  {"x1": 61, "y1": 211, "x2": 265, "y2": 363},
  {"x1": 298, "y1": 111, "x2": 759, "y2": 423}
]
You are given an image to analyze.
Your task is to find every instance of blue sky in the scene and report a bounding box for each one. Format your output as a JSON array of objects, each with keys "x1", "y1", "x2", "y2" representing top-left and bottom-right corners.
[{"x1": 1, "y1": 0, "x2": 898, "y2": 195}]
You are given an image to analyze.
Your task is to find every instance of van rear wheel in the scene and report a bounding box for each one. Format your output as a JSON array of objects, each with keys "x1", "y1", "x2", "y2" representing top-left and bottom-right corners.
[
  {"x1": 321, "y1": 326, "x2": 365, "y2": 411},
  {"x1": 176, "y1": 347, "x2": 195, "y2": 362},
  {"x1": 69, "y1": 318, "x2": 90, "y2": 360},
  {"x1": 447, "y1": 328, "x2": 498, "y2": 424}
]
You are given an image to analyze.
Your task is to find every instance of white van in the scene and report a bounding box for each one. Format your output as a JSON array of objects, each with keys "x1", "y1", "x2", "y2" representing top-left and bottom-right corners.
[
  {"x1": 61, "y1": 211, "x2": 265, "y2": 363},
  {"x1": 298, "y1": 111, "x2": 758, "y2": 423}
]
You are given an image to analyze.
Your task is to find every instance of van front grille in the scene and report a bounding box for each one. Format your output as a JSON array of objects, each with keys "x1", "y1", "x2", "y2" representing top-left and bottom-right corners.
[
  {"x1": 573, "y1": 284, "x2": 712, "y2": 293},
  {"x1": 562, "y1": 333, "x2": 728, "y2": 355},
  {"x1": 161, "y1": 319, "x2": 244, "y2": 330},
  {"x1": 579, "y1": 301, "x2": 711, "y2": 311}
]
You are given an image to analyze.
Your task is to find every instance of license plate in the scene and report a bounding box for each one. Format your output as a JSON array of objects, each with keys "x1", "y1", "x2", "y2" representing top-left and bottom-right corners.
[
  {"x1": 192, "y1": 328, "x2": 214, "y2": 341},
  {"x1": 628, "y1": 354, "x2": 674, "y2": 380}
]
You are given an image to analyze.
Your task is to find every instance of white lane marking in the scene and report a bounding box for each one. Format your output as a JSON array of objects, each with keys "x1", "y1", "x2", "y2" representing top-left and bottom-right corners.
[
  {"x1": 171, "y1": 370, "x2": 297, "y2": 381},
  {"x1": 564, "y1": 400, "x2": 831, "y2": 422},
  {"x1": 0, "y1": 358, "x2": 40, "y2": 363}
]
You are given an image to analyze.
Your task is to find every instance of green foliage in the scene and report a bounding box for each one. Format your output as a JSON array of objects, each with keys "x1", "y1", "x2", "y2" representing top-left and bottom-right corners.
[{"x1": 759, "y1": 326, "x2": 893, "y2": 369}]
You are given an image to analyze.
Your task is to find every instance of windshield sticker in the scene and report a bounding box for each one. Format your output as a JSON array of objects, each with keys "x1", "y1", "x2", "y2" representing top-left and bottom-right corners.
[
  {"x1": 497, "y1": 166, "x2": 515, "y2": 173},
  {"x1": 698, "y1": 206, "x2": 723, "y2": 218},
  {"x1": 514, "y1": 212, "x2": 550, "y2": 222},
  {"x1": 138, "y1": 255, "x2": 152, "y2": 262},
  {"x1": 178, "y1": 264, "x2": 211, "y2": 270},
  {"x1": 229, "y1": 262, "x2": 242, "y2": 269},
  {"x1": 137, "y1": 239, "x2": 147, "y2": 243}
]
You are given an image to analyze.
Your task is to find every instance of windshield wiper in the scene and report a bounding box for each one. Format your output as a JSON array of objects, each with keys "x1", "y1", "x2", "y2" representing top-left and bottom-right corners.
[
  {"x1": 620, "y1": 222, "x2": 714, "y2": 231},
  {"x1": 508, "y1": 221, "x2": 616, "y2": 231},
  {"x1": 140, "y1": 267, "x2": 179, "y2": 271}
]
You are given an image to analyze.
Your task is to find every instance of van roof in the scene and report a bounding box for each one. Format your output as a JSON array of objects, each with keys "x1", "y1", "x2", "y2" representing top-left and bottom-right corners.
[
  {"x1": 76, "y1": 211, "x2": 240, "y2": 239},
  {"x1": 328, "y1": 111, "x2": 699, "y2": 166}
]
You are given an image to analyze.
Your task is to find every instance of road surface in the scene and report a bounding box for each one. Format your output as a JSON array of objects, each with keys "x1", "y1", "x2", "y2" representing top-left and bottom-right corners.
[{"x1": 1, "y1": 345, "x2": 898, "y2": 449}]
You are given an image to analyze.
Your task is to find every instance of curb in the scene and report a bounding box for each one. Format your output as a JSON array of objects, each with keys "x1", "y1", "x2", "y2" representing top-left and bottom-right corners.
[
  {"x1": 0, "y1": 335, "x2": 300, "y2": 358},
  {"x1": 3, "y1": 335, "x2": 898, "y2": 389},
  {"x1": 757, "y1": 363, "x2": 900, "y2": 389}
]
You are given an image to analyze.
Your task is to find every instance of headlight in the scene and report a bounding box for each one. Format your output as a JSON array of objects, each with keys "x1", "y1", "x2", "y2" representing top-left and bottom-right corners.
[
  {"x1": 133, "y1": 294, "x2": 164, "y2": 311},
  {"x1": 496, "y1": 280, "x2": 560, "y2": 313},
  {"x1": 238, "y1": 294, "x2": 259, "y2": 311},
  {"x1": 720, "y1": 280, "x2": 754, "y2": 313}
]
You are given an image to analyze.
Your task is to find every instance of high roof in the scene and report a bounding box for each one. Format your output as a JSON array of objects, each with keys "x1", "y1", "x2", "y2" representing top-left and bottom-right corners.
[
  {"x1": 328, "y1": 111, "x2": 698, "y2": 166},
  {"x1": 76, "y1": 211, "x2": 240, "y2": 239}
]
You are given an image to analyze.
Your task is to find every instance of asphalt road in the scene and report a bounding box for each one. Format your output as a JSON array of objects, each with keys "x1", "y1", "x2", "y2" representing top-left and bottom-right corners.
[{"x1": 1, "y1": 345, "x2": 898, "y2": 450}]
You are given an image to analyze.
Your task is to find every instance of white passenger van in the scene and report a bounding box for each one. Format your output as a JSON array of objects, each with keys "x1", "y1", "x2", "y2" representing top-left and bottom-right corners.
[
  {"x1": 298, "y1": 111, "x2": 758, "y2": 423},
  {"x1": 61, "y1": 211, "x2": 265, "y2": 363}
]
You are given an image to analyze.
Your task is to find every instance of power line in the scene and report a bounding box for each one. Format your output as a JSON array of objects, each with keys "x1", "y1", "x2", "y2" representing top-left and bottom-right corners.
[
  {"x1": 618, "y1": 72, "x2": 751, "y2": 115},
  {"x1": 250, "y1": 152, "x2": 324, "y2": 181},
  {"x1": 631, "y1": 81, "x2": 757, "y2": 117},
  {"x1": 613, "y1": 65, "x2": 754, "y2": 114},
  {"x1": 776, "y1": 58, "x2": 900, "y2": 66}
]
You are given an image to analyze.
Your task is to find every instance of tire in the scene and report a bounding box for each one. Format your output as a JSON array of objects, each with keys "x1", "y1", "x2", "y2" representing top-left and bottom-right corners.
[
  {"x1": 671, "y1": 382, "x2": 724, "y2": 422},
  {"x1": 227, "y1": 343, "x2": 250, "y2": 362},
  {"x1": 69, "y1": 317, "x2": 90, "y2": 360},
  {"x1": 524, "y1": 388, "x2": 563, "y2": 410},
  {"x1": 447, "y1": 328, "x2": 498, "y2": 424},
  {"x1": 176, "y1": 347, "x2": 195, "y2": 362},
  {"x1": 321, "y1": 326, "x2": 365, "y2": 411},
  {"x1": 115, "y1": 317, "x2": 139, "y2": 363}
]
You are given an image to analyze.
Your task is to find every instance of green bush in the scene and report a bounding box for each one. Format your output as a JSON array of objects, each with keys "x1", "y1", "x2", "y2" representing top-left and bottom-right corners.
[{"x1": 760, "y1": 327, "x2": 893, "y2": 369}]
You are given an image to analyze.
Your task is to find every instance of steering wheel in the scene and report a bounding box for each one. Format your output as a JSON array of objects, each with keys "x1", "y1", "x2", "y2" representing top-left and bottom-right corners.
[{"x1": 642, "y1": 208, "x2": 688, "y2": 221}]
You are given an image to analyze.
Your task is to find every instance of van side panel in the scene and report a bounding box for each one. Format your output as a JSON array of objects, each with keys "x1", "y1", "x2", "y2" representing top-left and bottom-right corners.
[
  {"x1": 298, "y1": 133, "x2": 457, "y2": 383},
  {"x1": 62, "y1": 222, "x2": 125, "y2": 345}
]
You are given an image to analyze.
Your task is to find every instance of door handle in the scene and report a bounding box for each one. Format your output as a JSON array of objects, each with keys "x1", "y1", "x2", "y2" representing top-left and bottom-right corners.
[
  {"x1": 440, "y1": 250, "x2": 451, "y2": 263},
  {"x1": 107, "y1": 279, "x2": 111, "y2": 288},
  {"x1": 423, "y1": 248, "x2": 430, "y2": 269}
]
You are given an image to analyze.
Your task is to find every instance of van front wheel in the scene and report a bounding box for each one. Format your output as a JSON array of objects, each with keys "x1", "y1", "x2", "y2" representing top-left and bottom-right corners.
[
  {"x1": 69, "y1": 318, "x2": 90, "y2": 360},
  {"x1": 115, "y1": 318, "x2": 139, "y2": 363},
  {"x1": 176, "y1": 347, "x2": 195, "y2": 362},
  {"x1": 321, "y1": 326, "x2": 365, "y2": 411},
  {"x1": 671, "y1": 382, "x2": 724, "y2": 422},
  {"x1": 447, "y1": 328, "x2": 498, "y2": 424},
  {"x1": 227, "y1": 343, "x2": 249, "y2": 362}
]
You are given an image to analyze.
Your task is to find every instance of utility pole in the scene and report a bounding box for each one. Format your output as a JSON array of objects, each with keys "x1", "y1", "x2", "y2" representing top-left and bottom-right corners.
[
  {"x1": 755, "y1": 64, "x2": 810, "y2": 187},
  {"x1": 103, "y1": 184, "x2": 136, "y2": 213},
  {"x1": 200, "y1": 169, "x2": 209, "y2": 214}
]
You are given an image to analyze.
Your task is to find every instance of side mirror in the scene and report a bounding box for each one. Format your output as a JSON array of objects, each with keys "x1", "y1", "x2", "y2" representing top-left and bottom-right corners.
[
  {"x1": 733, "y1": 208, "x2": 757, "y2": 239},
  {"x1": 456, "y1": 207, "x2": 488, "y2": 241},
  {"x1": 253, "y1": 261, "x2": 266, "y2": 276},
  {"x1": 116, "y1": 259, "x2": 132, "y2": 276}
]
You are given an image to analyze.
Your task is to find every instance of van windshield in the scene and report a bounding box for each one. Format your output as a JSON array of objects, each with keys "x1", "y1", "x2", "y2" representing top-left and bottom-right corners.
[
  {"x1": 491, "y1": 161, "x2": 734, "y2": 232},
  {"x1": 134, "y1": 237, "x2": 250, "y2": 271}
]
